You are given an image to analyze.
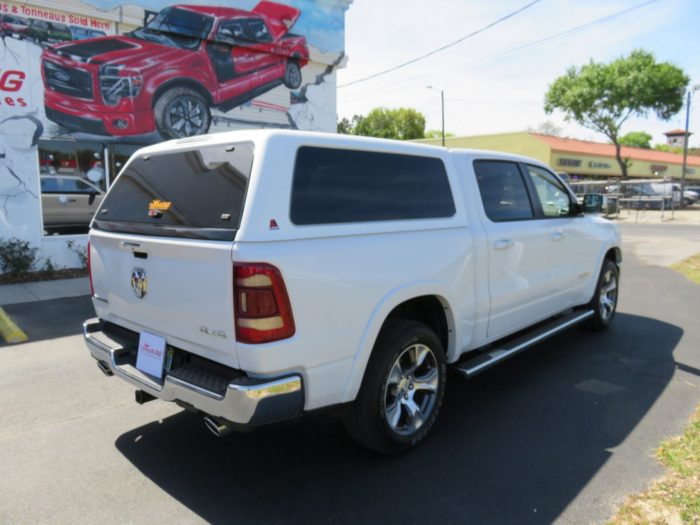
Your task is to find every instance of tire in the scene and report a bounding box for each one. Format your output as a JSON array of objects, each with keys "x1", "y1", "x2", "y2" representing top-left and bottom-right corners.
[
  {"x1": 344, "y1": 319, "x2": 446, "y2": 454},
  {"x1": 154, "y1": 86, "x2": 211, "y2": 139},
  {"x1": 283, "y1": 60, "x2": 302, "y2": 89},
  {"x1": 584, "y1": 259, "x2": 619, "y2": 331}
]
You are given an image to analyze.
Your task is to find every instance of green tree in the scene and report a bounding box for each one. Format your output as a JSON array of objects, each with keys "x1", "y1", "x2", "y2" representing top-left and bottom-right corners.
[
  {"x1": 353, "y1": 107, "x2": 426, "y2": 140},
  {"x1": 337, "y1": 115, "x2": 363, "y2": 135},
  {"x1": 544, "y1": 50, "x2": 688, "y2": 178},
  {"x1": 618, "y1": 131, "x2": 653, "y2": 149},
  {"x1": 653, "y1": 143, "x2": 683, "y2": 154},
  {"x1": 425, "y1": 129, "x2": 455, "y2": 139}
]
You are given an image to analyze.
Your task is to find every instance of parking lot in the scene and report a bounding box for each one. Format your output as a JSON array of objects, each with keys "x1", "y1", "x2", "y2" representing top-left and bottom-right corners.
[{"x1": 1, "y1": 223, "x2": 699, "y2": 525}]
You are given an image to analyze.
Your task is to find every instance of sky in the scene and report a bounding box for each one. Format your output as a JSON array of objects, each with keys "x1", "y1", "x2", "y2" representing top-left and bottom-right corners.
[{"x1": 336, "y1": 0, "x2": 700, "y2": 147}]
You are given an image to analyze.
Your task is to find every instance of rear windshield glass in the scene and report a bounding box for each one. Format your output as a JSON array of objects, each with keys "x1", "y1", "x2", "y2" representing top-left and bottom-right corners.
[
  {"x1": 290, "y1": 146, "x2": 455, "y2": 225},
  {"x1": 93, "y1": 143, "x2": 253, "y2": 240}
]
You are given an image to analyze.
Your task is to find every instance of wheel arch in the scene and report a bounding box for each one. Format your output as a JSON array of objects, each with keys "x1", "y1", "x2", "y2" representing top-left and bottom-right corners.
[
  {"x1": 341, "y1": 284, "x2": 457, "y2": 404},
  {"x1": 151, "y1": 78, "x2": 214, "y2": 109}
]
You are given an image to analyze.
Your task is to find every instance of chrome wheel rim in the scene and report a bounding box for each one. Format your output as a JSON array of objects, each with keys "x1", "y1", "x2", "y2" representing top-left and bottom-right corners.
[
  {"x1": 383, "y1": 344, "x2": 439, "y2": 436},
  {"x1": 167, "y1": 96, "x2": 206, "y2": 137},
  {"x1": 599, "y1": 269, "x2": 617, "y2": 321}
]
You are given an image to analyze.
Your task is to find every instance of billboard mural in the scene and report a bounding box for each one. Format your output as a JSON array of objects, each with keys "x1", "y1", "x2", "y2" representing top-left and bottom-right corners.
[{"x1": 0, "y1": 0, "x2": 350, "y2": 266}]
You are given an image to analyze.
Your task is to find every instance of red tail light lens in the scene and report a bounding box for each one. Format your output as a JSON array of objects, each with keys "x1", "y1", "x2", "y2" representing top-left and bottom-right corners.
[
  {"x1": 234, "y1": 263, "x2": 295, "y2": 344},
  {"x1": 87, "y1": 240, "x2": 94, "y2": 297}
]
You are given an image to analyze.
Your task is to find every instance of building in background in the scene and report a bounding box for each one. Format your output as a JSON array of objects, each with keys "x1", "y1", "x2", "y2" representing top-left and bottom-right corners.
[
  {"x1": 1, "y1": 0, "x2": 352, "y2": 269},
  {"x1": 418, "y1": 131, "x2": 700, "y2": 181}
]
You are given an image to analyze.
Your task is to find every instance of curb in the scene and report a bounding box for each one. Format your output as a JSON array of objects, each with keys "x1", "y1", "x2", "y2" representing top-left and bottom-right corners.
[{"x1": 0, "y1": 307, "x2": 28, "y2": 344}]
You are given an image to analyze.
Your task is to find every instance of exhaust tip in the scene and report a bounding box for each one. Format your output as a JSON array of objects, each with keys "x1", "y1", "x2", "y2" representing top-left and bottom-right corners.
[{"x1": 204, "y1": 416, "x2": 231, "y2": 438}]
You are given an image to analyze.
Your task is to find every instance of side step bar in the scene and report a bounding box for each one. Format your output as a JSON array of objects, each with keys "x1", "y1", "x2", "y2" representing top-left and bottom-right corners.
[{"x1": 454, "y1": 309, "x2": 595, "y2": 378}]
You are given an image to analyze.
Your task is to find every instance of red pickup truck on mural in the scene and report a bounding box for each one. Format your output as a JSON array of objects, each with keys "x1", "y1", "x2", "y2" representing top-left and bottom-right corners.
[{"x1": 41, "y1": 2, "x2": 309, "y2": 138}]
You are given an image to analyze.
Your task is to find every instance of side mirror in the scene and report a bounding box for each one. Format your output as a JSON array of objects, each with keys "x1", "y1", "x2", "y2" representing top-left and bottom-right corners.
[{"x1": 88, "y1": 192, "x2": 98, "y2": 206}]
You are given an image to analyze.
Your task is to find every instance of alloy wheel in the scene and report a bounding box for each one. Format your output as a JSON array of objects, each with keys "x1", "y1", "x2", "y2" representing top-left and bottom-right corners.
[
  {"x1": 383, "y1": 344, "x2": 439, "y2": 436},
  {"x1": 599, "y1": 269, "x2": 618, "y2": 321}
]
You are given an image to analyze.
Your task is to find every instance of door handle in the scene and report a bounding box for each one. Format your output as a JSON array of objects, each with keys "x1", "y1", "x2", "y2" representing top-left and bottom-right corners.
[
  {"x1": 551, "y1": 231, "x2": 565, "y2": 241},
  {"x1": 494, "y1": 239, "x2": 513, "y2": 250}
]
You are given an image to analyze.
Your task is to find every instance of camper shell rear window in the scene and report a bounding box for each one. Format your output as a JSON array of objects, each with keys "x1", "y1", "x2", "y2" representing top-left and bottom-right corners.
[{"x1": 93, "y1": 143, "x2": 253, "y2": 240}]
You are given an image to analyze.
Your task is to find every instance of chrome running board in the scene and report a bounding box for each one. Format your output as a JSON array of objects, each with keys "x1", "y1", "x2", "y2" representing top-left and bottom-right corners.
[{"x1": 454, "y1": 309, "x2": 595, "y2": 378}]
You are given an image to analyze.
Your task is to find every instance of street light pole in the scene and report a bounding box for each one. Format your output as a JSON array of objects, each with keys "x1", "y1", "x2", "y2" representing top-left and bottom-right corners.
[
  {"x1": 680, "y1": 84, "x2": 699, "y2": 206},
  {"x1": 426, "y1": 85, "x2": 445, "y2": 147}
]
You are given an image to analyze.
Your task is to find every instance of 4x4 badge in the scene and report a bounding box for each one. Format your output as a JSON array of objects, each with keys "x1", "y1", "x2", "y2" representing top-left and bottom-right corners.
[{"x1": 131, "y1": 268, "x2": 147, "y2": 299}]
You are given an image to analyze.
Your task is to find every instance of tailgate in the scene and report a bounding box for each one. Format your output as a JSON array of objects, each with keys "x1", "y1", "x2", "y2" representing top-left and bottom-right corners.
[
  {"x1": 90, "y1": 229, "x2": 239, "y2": 368},
  {"x1": 88, "y1": 141, "x2": 255, "y2": 370}
]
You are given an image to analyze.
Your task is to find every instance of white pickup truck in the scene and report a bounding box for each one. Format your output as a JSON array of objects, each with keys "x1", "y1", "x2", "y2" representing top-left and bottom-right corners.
[{"x1": 84, "y1": 130, "x2": 621, "y2": 454}]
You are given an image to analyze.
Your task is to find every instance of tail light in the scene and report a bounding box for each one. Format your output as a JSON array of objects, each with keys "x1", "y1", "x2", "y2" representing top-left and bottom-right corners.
[
  {"x1": 87, "y1": 240, "x2": 94, "y2": 297},
  {"x1": 234, "y1": 263, "x2": 295, "y2": 344}
]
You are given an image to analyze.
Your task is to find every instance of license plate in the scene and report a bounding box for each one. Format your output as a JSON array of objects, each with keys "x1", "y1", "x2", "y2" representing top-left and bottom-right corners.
[{"x1": 136, "y1": 331, "x2": 167, "y2": 379}]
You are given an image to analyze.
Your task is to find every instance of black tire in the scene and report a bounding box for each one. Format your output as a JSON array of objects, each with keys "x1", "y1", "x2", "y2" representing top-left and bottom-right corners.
[
  {"x1": 154, "y1": 86, "x2": 211, "y2": 139},
  {"x1": 283, "y1": 60, "x2": 302, "y2": 89},
  {"x1": 584, "y1": 258, "x2": 619, "y2": 331},
  {"x1": 344, "y1": 319, "x2": 446, "y2": 454}
]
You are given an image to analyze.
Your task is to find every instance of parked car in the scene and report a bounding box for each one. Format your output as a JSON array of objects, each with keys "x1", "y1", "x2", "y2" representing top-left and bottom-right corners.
[
  {"x1": 0, "y1": 15, "x2": 30, "y2": 39},
  {"x1": 27, "y1": 19, "x2": 72, "y2": 46},
  {"x1": 41, "y1": 175, "x2": 104, "y2": 232},
  {"x1": 69, "y1": 26, "x2": 106, "y2": 40},
  {"x1": 84, "y1": 131, "x2": 622, "y2": 454},
  {"x1": 42, "y1": 2, "x2": 309, "y2": 139}
]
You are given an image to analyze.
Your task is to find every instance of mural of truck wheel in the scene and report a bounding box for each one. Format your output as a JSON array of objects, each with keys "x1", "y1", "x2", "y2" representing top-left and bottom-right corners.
[
  {"x1": 283, "y1": 61, "x2": 302, "y2": 89},
  {"x1": 154, "y1": 86, "x2": 212, "y2": 139}
]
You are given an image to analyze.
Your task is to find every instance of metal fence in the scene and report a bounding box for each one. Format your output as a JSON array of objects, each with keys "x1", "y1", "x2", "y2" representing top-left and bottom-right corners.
[{"x1": 568, "y1": 179, "x2": 696, "y2": 222}]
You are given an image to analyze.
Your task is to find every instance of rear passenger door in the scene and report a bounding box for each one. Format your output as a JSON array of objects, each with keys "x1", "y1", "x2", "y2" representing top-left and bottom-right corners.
[
  {"x1": 522, "y1": 164, "x2": 598, "y2": 307},
  {"x1": 473, "y1": 160, "x2": 555, "y2": 339}
]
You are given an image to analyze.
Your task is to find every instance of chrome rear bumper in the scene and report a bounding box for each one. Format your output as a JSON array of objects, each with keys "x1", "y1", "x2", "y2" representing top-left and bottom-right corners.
[{"x1": 83, "y1": 318, "x2": 303, "y2": 427}]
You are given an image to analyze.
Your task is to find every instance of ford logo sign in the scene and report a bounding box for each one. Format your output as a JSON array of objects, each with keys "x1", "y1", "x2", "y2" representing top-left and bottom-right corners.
[
  {"x1": 54, "y1": 70, "x2": 71, "y2": 82},
  {"x1": 131, "y1": 268, "x2": 147, "y2": 299}
]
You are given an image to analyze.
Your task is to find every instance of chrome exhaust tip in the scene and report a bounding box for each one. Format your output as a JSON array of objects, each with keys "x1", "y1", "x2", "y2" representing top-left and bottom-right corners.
[{"x1": 203, "y1": 416, "x2": 233, "y2": 437}]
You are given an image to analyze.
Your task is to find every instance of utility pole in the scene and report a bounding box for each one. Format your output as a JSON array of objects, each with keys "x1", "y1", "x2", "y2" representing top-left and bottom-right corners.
[
  {"x1": 426, "y1": 86, "x2": 445, "y2": 147},
  {"x1": 680, "y1": 84, "x2": 699, "y2": 206}
]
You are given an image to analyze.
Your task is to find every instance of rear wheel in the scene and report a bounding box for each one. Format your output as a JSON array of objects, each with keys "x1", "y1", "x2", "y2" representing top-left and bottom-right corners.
[
  {"x1": 585, "y1": 259, "x2": 619, "y2": 331},
  {"x1": 344, "y1": 320, "x2": 446, "y2": 454},
  {"x1": 283, "y1": 60, "x2": 302, "y2": 89},
  {"x1": 154, "y1": 86, "x2": 211, "y2": 139}
]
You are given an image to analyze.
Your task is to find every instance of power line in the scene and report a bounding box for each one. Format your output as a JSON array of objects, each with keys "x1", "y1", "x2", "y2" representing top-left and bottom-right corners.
[
  {"x1": 338, "y1": 0, "x2": 543, "y2": 89},
  {"x1": 339, "y1": 0, "x2": 659, "y2": 103}
]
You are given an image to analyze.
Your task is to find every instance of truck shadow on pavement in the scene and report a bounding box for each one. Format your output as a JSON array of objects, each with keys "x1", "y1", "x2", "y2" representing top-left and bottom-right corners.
[{"x1": 115, "y1": 312, "x2": 682, "y2": 525}]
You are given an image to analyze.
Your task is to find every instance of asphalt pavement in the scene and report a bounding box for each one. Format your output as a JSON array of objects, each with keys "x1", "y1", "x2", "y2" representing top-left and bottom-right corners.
[{"x1": 0, "y1": 226, "x2": 699, "y2": 525}]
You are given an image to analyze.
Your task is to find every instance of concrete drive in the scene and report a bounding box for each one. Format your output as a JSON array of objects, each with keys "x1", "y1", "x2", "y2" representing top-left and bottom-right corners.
[
  {"x1": 0, "y1": 226, "x2": 698, "y2": 524},
  {"x1": 0, "y1": 277, "x2": 89, "y2": 306}
]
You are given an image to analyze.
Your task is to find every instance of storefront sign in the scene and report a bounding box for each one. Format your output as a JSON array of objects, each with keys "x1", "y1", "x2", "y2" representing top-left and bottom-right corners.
[
  {"x1": 589, "y1": 161, "x2": 611, "y2": 169},
  {"x1": 651, "y1": 164, "x2": 668, "y2": 173},
  {"x1": 558, "y1": 158, "x2": 581, "y2": 167}
]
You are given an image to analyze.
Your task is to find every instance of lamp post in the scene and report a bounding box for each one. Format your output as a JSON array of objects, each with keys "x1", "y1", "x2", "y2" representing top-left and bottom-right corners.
[
  {"x1": 680, "y1": 84, "x2": 700, "y2": 206},
  {"x1": 426, "y1": 85, "x2": 445, "y2": 147}
]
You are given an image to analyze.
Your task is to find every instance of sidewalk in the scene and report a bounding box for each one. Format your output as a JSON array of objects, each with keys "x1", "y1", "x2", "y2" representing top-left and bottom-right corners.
[{"x1": 0, "y1": 277, "x2": 90, "y2": 306}]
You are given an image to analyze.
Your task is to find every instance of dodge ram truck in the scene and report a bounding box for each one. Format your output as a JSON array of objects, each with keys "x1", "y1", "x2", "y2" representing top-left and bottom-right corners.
[
  {"x1": 84, "y1": 130, "x2": 622, "y2": 454},
  {"x1": 41, "y1": 2, "x2": 308, "y2": 139}
]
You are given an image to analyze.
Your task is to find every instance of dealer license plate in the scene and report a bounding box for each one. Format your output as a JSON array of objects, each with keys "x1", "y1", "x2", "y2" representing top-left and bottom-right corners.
[{"x1": 136, "y1": 332, "x2": 167, "y2": 379}]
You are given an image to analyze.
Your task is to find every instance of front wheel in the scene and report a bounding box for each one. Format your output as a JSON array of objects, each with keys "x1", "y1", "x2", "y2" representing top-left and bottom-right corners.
[
  {"x1": 344, "y1": 320, "x2": 446, "y2": 454},
  {"x1": 154, "y1": 86, "x2": 211, "y2": 139},
  {"x1": 585, "y1": 259, "x2": 619, "y2": 331}
]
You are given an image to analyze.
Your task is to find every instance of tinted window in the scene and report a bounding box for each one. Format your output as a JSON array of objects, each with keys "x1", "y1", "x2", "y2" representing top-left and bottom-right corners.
[
  {"x1": 94, "y1": 143, "x2": 253, "y2": 240},
  {"x1": 290, "y1": 147, "x2": 455, "y2": 225},
  {"x1": 474, "y1": 161, "x2": 534, "y2": 221},
  {"x1": 41, "y1": 177, "x2": 96, "y2": 193},
  {"x1": 524, "y1": 165, "x2": 572, "y2": 217}
]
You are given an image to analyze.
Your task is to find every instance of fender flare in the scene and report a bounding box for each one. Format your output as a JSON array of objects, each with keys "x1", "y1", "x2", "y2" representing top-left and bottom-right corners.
[{"x1": 340, "y1": 281, "x2": 456, "y2": 403}]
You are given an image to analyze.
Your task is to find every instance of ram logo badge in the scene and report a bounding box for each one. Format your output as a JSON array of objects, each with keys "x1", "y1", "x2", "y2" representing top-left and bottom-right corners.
[{"x1": 130, "y1": 268, "x2": 147, "y2": 299}]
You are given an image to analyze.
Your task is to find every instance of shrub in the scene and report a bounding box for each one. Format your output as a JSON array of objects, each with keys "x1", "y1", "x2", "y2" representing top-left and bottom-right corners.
[{"x1": 0, "y1": 238, "x2": 39, "y2": 277}]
